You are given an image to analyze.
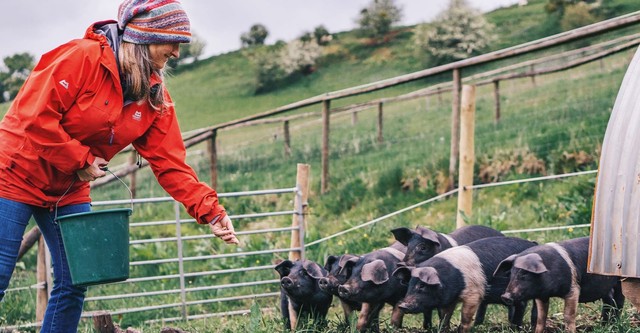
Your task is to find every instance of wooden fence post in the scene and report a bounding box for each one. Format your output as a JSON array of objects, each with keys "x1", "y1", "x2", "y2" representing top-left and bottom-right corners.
[
  {"x1": 321, "y1": 100, "x2": 331, "y2": 194},
  {"x1": 351, "y1": 111, "x2": 358, "y2": 125},
  {"x1": 456, "y1": 85, "x2": 476, "y2": 229},
  {"x1": 493, "y1": 80, "x2": 501, "y2": 125},
  {"x1": 283, "y1": 120, "x2": 291, "y2": 158},
  {"x1": 449, "y1": 68, "x2": 462, "y2": 191},
  {"x1": 377, "y1": 102, "x2": 384, "y2": 144},
  {"x1": 128, "y1": 151, "x2": 137, "y2": 198},
  {"x1": 36, "y1": 235, "x2": 48, "y2": 330},
  {"x1": 290, "y1": 164, "x2": 310, "y2": 261},
  {"x1": 208, "y1": 129, "x2": 218, "y2": 189}
]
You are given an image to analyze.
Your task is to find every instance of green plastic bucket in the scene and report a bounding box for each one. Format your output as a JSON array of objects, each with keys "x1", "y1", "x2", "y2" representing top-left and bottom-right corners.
[{"x1": 57, "y1": 208, "x2": 132, "y2": 286}]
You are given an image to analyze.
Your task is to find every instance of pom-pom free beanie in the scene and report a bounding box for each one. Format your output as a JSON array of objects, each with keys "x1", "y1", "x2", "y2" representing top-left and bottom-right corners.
[{"x1": 118, "y1": 0, "x2": 191, "y2": 44}]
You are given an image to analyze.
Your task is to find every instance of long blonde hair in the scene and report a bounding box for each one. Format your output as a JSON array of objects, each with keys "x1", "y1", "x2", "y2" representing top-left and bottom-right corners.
[{"x1": 118, "y1": 41, "x2": 166, "y2": 109}]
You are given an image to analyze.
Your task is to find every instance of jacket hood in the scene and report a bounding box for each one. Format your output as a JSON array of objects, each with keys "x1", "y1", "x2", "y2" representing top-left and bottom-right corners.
[{"x1": 89, "y1": 20, "x2": 121, "y2": 68}]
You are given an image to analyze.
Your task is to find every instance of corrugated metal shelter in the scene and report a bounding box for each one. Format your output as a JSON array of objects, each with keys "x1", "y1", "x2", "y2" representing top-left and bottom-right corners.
[{"x1": 589, "y1": 46, "x2": 640, "y2": 278}]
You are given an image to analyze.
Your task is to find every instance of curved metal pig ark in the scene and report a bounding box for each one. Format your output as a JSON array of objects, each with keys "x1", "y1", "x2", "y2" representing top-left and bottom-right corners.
[
  {"x1": 495, "y1": 236, "x2": 624, "y2": 333},
  {"x1": 337, "y1": 242, "x2": 412, "y2": 332},
  {"x1": 318, "y1": 254, "x2": 363, "y2": 322},
  {"x1": 275, "y1": 259, "x2": 333, "y2": 331},
  {"x1": 394, "y1": 236, "x2": 537, "y2": 333}
]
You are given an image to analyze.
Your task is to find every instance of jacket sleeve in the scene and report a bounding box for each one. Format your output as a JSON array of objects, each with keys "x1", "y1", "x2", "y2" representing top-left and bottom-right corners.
[
  {"x1": 133, "y1": 92, "x2": 227, "y2": 225},
  {"x1": 18, "y1": 42, "x2": 97, "y2": 174}
]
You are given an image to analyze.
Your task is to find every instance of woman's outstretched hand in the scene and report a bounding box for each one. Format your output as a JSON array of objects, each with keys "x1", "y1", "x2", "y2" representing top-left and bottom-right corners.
[
  {"x1": 77, "y1": 157, "x2": 108, "y2": 181},
  {"x1": 209, "y1": 215, "x2": 239, "y2": 245}
]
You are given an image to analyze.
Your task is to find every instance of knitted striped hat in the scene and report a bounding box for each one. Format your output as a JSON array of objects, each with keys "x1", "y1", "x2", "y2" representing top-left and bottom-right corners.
[{"x1": 118, "y1": 0, "x2": 191, "y2": 44}]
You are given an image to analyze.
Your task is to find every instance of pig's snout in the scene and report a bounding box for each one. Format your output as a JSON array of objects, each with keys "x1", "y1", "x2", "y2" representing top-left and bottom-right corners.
[
  {"x1": 281, "y1": 277, "x2": 294, "y2": 289},
  {"x1": 501, "y1": 292, "x2": 514, "y2": 305},
  {"x1": 318, "y1": 277, "x2": 329, "y2": 290},
  {"x1": 397, "y1": 302, "x2": 410, "y2": 312},
  {"x1": 338, "y1": 285, "x2": 351, "y2": 298}
]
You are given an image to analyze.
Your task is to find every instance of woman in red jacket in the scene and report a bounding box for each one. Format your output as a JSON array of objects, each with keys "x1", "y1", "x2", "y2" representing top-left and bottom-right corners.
[{"x1": 0, "y1": 1, "x2": 238, "y2": 331}]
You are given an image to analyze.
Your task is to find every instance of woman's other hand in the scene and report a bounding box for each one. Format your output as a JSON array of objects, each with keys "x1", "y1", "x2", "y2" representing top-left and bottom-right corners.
[
  {"x1": 76, "y1": 157, "x2": 108, "y2": 182},
  {"x1": 209, "y1": 215, "x2": 239, "y2": 245}
]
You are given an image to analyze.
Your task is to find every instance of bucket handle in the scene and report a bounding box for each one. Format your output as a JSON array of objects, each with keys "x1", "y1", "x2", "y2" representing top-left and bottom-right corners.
[{"x1": 54, "y1": 167, "x2": 134, "y2": 222}]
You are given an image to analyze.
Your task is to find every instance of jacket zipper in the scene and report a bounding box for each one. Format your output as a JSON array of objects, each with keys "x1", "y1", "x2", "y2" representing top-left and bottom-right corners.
[{"x1": 109, "y1": 127, "x2": 115, "y2": 145}]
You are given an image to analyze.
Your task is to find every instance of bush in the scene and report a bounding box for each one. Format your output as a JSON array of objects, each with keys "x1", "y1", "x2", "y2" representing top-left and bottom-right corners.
[
  {"x1": 413, "y1": 0, "x2": 495, "y2": 66},
  {"x1": 247, "y1": 38, "x2": 323, "y2": 94},
  {"x1": 561, "y1": 2, "x2": 600, "y2": 30}
]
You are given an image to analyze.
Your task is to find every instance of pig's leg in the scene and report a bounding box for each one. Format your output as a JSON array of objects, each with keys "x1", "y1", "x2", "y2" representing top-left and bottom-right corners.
[
  {"x1": 601, "y1": 283, "x2": 624, "y2": 323},
  {"x1": 288, "y1": 300, "x2": 298, "y2": 331},
  {"x1": 438, "y1": 303, "x2": 457, "y2": 333},
  {"x1": 340, "y1": 300, "x2": 354, "y2": 323},
  {"x1": 422, "y1": 308, "x2": 433, "y2": 329},
  {"x1": 356, "y1": 302, "x2": 384, "y2": 332},
  {"x1": 458, "y1": 298, "x2": 482, "y2": 333},
  {"x1": 473, "y1": 301, "x2": 488, "y2": 325},
  {"x1": 508, "y1": 300, "x2": 527, "y2": 327},
  {"x1": 390, "y1": 304, "x2": 404, "y2": 328},
  {"x1": 562, "y1": 289, "x2": 580, "y2": 333},
  {"x1": 534, "y1": 298, "x2": 549, "y2": 333}
]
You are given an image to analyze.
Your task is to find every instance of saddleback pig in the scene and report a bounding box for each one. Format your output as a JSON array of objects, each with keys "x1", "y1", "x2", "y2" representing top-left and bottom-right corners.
[
  {"x1": 393, "y1": 236, "x2": 537, "y2": 333},
  {"x1": 337, "y1": 241, "x2": 410, "y2": 332},
  {"x1": 391, "y1": 224, "x2": 504, "y2": 326},
  {"x1": 391, "y1": 224, "x2": 504, "y2": 266},
  {"x1": 318, "y1": 254, "x2": 362, "y2": 322},
  {"x1": 494, "y1": 236, "x2": 624, "y2": 333},
  {"x1": 274, "y1": 259, "x2": 333, "y2": 331}
]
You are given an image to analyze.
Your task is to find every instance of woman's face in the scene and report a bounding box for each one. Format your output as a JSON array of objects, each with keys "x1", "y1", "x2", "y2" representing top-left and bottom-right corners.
[{"x1": 148, "y1": 43, "x2": 180, "y2": 69}]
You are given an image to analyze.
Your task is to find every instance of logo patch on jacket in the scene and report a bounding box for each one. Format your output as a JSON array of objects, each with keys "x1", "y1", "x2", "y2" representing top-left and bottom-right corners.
[
  {"x1": 58, "y1": 80, "x2": 69, "y2": 89},
  {"x1": 132, "y1": 110, "x2": 142, "y2": 121}
]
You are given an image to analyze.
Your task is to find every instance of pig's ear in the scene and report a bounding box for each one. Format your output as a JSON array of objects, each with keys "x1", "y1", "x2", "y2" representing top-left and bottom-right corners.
[
  {"x1": 392, "y1": 266, "x2": 412, "y2": 285},
  {"x1": 361, "y1": 259, "x2": 389, "y2": 285},
  {"x1": 338, "y1": 254, "x2": 358, "y2": 268},
  {"x1": 303, "y1": 260, "x2": 326, "y2": 279},
  {"x1": 514, "y1": 253, "x2": 548, "y2": 274},
  {"x1": 390, "y1": 227, "x2": 412, "y2": 246},
  {"x1": 494, "y1": 254, "x2": 517, "y2": 277},
  {"x1": 275, "y1": 260, "x2": 294, "y2": 277},
  {"x1": 415, "y1": 226, "x2": 441, "y2": 245},
  {"x1": 324, "y1": 255, "x2": 339, "y2": 271},
  {"x1": 338, "y1": 256, "x2": 359, "y2": 276},
  {"x1": 414, "y1": 267, "x2": 441, "y2": 286}
]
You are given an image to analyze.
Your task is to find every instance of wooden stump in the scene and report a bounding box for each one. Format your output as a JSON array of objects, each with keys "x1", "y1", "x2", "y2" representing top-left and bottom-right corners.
[{"x1": 623, "y1": 278, "x2": 640, "y2": 312}]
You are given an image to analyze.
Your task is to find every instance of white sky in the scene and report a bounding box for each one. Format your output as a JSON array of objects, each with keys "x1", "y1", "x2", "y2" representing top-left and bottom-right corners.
[{"x1": 0, "y1": 0, "x2": 520, "y2": 61}]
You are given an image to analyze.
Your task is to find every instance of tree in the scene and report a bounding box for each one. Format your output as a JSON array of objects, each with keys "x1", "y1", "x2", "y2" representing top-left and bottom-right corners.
[
  {"x1": 1, "y1": 52, "x2": 35, "y2": 102},
  {"x1": 240, "y1": 24, "x2": 269, "y2": 48},
  {"x1": 413, "y1": 0, "x2": 495, "y2": 65},
  {"x1": 356, "y1": 0, "x2": 403, "y2": 41},
  {"x1": 313, "y1": 25, "x2": 332, "y2": 46}
]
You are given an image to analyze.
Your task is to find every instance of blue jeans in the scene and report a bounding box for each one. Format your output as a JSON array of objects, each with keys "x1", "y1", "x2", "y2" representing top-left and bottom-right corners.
[{"x1": 0, "y1": 198, "x2": 90, "y2": 333}]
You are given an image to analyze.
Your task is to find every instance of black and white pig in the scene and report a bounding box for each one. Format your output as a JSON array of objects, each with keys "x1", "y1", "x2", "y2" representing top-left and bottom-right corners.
[
  {"x1": 391, "y1": 224, "x2": 505, "y2": 326},
  {"x1": 394, "y1": 236, "x2": 538, "y2": 333},
  {"x1": 494, "y1": 236, "x2": 625, "y2": 333},
  {"x1": 274, "y1": 259, "x2": 333, "y2": 331},
  {"x1": 391, "y1": 224, "x2": 504, "y2": 266},
  {"x1": 337, "y1": 242, "x2": 410, "y2": 332},
  {"x1": 318, "y1": 254, "x2": 362, "y2": 322}
]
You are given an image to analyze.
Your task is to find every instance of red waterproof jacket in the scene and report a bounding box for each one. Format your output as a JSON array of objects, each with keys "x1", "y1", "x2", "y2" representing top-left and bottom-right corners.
[{"x1": 0, "y1": 21, "x2": 226, "y2": 224}]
